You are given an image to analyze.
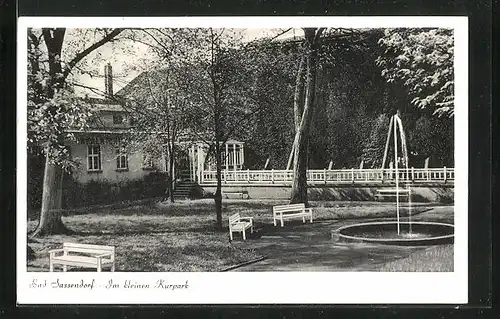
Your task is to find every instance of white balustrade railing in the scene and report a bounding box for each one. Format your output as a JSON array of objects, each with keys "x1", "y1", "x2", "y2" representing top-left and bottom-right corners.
[{"x1": 200, "y1": 167, "x2": 454, "y2": 185}]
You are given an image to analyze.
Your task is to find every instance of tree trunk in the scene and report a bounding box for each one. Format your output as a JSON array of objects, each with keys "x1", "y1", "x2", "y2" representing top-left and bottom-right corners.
[
  {"x1": 209, "y1": 31, "x2": 224, "y2": 231},
  {"x1": 289, "y1": 28, "x2": 323, "y2": 204},
  {"x1": 214, "y1": 142, "x2": 223, "y2": 230},
  {"x1": 290, "y1": 132, "x2": 309, "y2": 204},
  {"x1": 286, "y1": 54, "x2": 307, "y2": 171},
  {"x1": 293, "y1": 54, "x2": 307, "y2": 132},
  {"x1": 27, "y1": 245, "x2": 36, "y2": 261},
  {"x1": 31, "y1": 150, "x2": 69, "y2": 237},
  {"x1": 31, "y1": 29, "x2": 67, "y2": 237},
  {"x1": 165, "y1": 174, "x2": 173, "y2": 202},
  {"x1": 30, "y1": 28, "x2": 123, "y2": 237},
  {"x1": 167, "y1": 142, "x2": 175, "y2": 203}
]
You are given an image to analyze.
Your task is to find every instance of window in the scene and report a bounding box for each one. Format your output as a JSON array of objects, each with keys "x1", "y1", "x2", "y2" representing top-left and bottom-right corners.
[
  {"x1": 116, "y1": 147, "x2": 128, "y2": 170},
  {"x1": 87, "y1": 145, "x2": 101, "y2": 171},
  {"x1": 113, "y1": 114, "x2": 124, "y2": 124}
]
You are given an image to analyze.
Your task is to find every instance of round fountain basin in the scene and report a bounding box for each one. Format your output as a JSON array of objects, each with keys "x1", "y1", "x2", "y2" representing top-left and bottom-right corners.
[{"x1": 334, "y1": 221, "x2": 454, "y2": 246}]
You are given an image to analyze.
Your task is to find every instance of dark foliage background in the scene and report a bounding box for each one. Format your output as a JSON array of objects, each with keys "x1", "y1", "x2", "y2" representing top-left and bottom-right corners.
[{"x1": 240, "y1": 29, "x2": 454, "y2": 170}]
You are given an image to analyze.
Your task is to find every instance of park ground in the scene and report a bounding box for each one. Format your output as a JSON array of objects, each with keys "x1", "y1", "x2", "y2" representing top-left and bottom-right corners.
[{"x1": 27, "y1": 199, "x2": 454, "y2": 272}]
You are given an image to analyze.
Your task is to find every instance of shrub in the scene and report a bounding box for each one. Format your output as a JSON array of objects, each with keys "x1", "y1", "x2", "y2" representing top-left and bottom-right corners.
[{"x1": 61, "y1": 172, "x2": 168, "y2": 209}]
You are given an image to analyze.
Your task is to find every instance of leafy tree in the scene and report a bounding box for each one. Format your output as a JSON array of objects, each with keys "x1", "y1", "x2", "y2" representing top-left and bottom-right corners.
[
  {"x1": 136, "y1": 28, "x2": 272, "y2": 229},
  {"x1": 235, "y1": 29, "x2": 393, "y2": 171},
  {"x1": 239, "y1": 27, "x2": 453, "y2": 174},
  {"x1": 115, "y1": 65, "x2": 191, "y2": 203},
  {"x1": 376, "y1": 28, "x2": 454, "y2": 117},
  {"x1": 231, "y1": 28, "x2": 453, "y2": 173},
  {"x1": 28, "y1": 28, "x2": 124, "y2": 236},
  {"x1": 362, "y1": 113, "x2": 391, "y2": 168},
  {"x1": 408, "y1": 114, "x2": 454, "y2": 167},
  {"x1": 289, "y1": 28, "x2": 325, "y2": 205},
  {"x1": 236, "y1": 37, "x2": 299, "y2": 169}
]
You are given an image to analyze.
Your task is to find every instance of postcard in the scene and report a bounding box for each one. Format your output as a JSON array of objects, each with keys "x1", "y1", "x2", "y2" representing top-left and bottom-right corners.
[{"x1": 17, "y1": 16, "x2": 468, "y2": 304}]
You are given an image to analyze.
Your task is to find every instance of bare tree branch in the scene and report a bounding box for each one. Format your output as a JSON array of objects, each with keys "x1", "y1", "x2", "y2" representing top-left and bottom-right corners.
[{"x1": 63, "y1": 28, "x2": 125, "y2": 80}]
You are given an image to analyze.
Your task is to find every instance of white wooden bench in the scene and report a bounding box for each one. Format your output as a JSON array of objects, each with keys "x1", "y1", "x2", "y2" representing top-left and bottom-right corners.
[
  {"x1": 228, "y1": 213, "x2": 254, "y2": 240},
  {"x1": 273, "y1": 203, "x2": 313, "y2": 227},
  {"x1": 48, "y1": 243, "x2": 115, "y2": 272},
  {"x1": 223, "y1": 190, "x2": 250, "y2": 199}
]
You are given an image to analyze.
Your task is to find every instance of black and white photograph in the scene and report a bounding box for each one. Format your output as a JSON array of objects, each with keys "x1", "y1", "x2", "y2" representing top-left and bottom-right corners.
[{"x1": 17, "y1": 17, "x2": 468, "y2": 304}]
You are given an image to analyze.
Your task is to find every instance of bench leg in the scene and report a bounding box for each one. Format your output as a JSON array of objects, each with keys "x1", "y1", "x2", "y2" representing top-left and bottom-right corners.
[
  {"x1": 310, "y1": 214, "x2": 313, "y2": 223},
  {"x1": 49, "y1": 260, "x2": 53, "y2": 272},
  {"x1": 111, "y1": 262, "x2": 115, "y2": 272},
  {"x1": 251, "y1": 226, "x2": 253, "y2": 234},
  {"x1": 242, "y1": 230, "x2": 246, "y2": 240},
  {"x1": 97, "y1": 260, "x2": 102, "y2": 272},
  {"x1": 302, "y1": 216, "x2": 306, "y2": 223},
  {"x1": 280, "y1": 218, "x2": 284, "y2": 227},
  {"x1": 273, "y1": 218, "x2": 277, "y2": 227},
  {"x1": 229, "y1": 230, "x2": 233, "y2": 241},
  {"x1": 63, "y1": 265, "x2": 67, "y2": 272}
]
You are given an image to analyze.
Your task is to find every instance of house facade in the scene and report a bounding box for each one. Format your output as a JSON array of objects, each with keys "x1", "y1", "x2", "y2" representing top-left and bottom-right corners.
[
  {"x1": 66, "y1": 64, "x2": 165, "y2": 184},
  {"x1": 66, "y1": 109, "x2": 166, "y2": 184}
]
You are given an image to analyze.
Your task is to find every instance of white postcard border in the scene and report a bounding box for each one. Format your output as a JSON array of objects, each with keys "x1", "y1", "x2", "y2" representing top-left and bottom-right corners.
[{"x1": 17, "y1": 16, "x2": 468, "y2": 304}]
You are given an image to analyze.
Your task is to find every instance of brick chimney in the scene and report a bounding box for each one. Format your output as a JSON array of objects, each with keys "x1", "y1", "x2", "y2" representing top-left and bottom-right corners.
[{"x1": 104, "y1": 63, "x2": 113, "y2": 98}]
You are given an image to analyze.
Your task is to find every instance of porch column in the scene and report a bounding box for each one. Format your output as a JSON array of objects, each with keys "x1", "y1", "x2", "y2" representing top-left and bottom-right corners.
[
  {"x1": 191, "y1": 145, "x2": 195, "y2": 181},
  {"x1": 225, "y1": 143, "x2": 229, "y2": 171},
  {"x1": 240, "y1": 144, "x2": 244, "y2": 168},
  {"x1": 197, "y1": 144, "x2": 202, "y2": 182},
  {"x1": 187, "y1": 147, "x2": 192, "y2": 181},
  {"x1": 233, "y1": 144, "x2": 237, "y2": 172}
]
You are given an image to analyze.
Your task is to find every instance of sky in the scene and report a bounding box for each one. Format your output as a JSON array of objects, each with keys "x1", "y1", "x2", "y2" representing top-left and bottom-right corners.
[{"x1": 71, "y1": 28, "x2": 299, "y2": 98}]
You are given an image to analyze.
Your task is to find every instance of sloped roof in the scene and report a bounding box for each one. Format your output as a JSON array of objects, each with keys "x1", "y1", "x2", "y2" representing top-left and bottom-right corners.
[
  {"x1": 91, "y1": 103, "x2": 127, "y2": 112},
  {"x1": 84, "y1": 96, "x2": 127, "y2": 112},
  {"x1": 226, "y1": 139, "x2": 244, "y2": 144},
  {"x1": 115, "y1": 68, "x2": 170, "y2": 100}
]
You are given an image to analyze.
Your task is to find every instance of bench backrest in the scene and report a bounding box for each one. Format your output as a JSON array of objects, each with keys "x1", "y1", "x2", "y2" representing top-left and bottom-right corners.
[
  {"x1": 273, "y1": 203, "x2": 306, "y2": 212},
  {"x1": 63, "y1": 243, "x2": 115, "y2": 258},
  {"x1": 229, "y1": 213, "x2": 241, "y2": 224},
  {"x1": 376, "y1": 189, "x2": 411, "y2": 194}
]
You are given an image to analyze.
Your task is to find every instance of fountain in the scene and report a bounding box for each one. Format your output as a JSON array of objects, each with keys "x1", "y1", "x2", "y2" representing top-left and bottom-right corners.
[{"x1": 333, "y1": 111, "x2": 454, "y2": 246}]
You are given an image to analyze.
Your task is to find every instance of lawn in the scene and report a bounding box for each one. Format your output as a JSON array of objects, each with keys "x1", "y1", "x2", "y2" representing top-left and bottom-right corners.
[
  {"x1": 28, "y1": 199, "x2": 265, "y2": 272},
  {"x1": 27, "y1": 199, "x2": 451, "y2": 272},
  {"x1": 377, "y1": 244, "x2": 454, "y2": 272}
]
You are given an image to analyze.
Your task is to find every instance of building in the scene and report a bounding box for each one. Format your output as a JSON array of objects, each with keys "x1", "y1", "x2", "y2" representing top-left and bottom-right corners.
[
  {"x1": 66, "y1": 63, "x2": 165, "y2": 184},
  {"x1": 67, "y1": 63, "x2": 245, "y2": 185}
]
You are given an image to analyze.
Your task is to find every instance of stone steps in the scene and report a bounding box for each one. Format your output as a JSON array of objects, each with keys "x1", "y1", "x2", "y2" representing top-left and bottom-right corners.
[{"x1": 173, "y1": 179, "x2": 197, "y2": 199}]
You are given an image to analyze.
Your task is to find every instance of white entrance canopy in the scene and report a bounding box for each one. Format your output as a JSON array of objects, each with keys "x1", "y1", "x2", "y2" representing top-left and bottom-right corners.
[{"x1": 187, "y1": 139, "x2": 245, "y2": 182}]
